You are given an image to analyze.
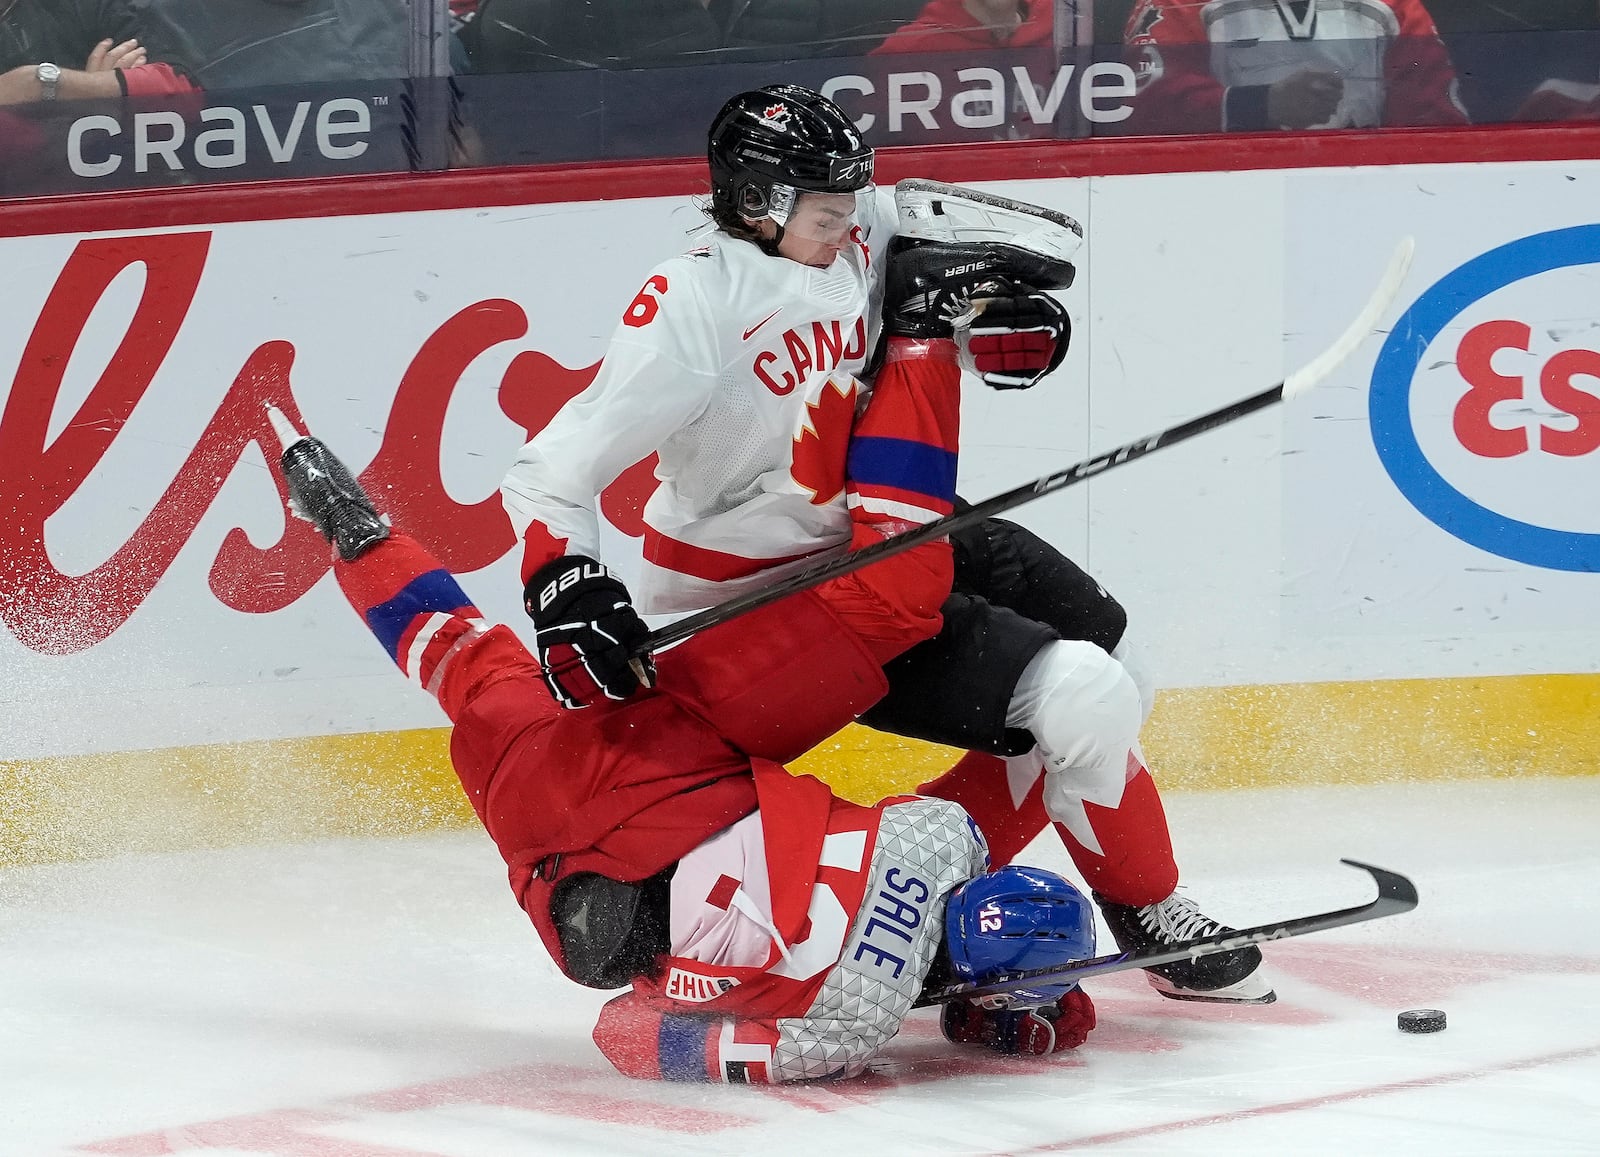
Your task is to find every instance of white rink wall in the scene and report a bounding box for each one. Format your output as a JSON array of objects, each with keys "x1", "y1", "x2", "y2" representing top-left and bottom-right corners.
[{"x1": 2, "y1": 159, "x2": 1599, "y2": 763}]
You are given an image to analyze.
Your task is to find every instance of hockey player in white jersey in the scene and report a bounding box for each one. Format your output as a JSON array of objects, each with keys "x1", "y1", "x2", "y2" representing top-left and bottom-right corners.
[
  {"x1": 272, "y1": 408, "x2": 1100, "y2": 1084},
  {"x1": 502, "y1": 84, "x2": 1272, "y2": 1004}
]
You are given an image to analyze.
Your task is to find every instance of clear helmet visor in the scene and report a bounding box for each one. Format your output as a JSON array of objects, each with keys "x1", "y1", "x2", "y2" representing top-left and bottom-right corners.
[{"x1": 768, "y1": 184, "x2": 872, "y2": 245}]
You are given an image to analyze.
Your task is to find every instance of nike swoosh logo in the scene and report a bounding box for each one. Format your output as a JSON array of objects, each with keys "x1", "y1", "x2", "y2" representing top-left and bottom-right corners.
[{"x1": 742, "y1": 309, "x2": 782, "y2": 341}]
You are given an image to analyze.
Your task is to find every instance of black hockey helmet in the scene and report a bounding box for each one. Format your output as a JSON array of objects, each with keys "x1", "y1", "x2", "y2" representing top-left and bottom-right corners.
[{"x1": 708, "y1": 84, "x2": 874, "y2": 226}]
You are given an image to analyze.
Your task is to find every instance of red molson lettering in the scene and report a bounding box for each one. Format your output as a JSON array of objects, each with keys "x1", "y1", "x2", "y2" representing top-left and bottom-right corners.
[{"x1": 0, "y1": 231, "x2": 655, "y2": 654}]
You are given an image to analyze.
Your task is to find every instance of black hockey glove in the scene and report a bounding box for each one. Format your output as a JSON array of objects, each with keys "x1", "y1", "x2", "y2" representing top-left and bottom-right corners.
[
  {"x1": 524, "y1": 555, "x2": 655, "y2": 710},
  {"x1": 959, "y1": 288, "x2": 1072, "y2": 390}
]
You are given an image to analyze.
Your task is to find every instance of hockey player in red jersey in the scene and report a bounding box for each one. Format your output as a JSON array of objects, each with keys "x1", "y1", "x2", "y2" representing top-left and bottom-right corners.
[
  {"x1": 501, "y1": 84, "x2": 1273, "y2": 1005},
  {"x1": 1121, "y1": 0, "x2": 1468, "y2": 134},
  {"x1": 267, "y1": 407, "x2": 1097, "y2": 1083}
]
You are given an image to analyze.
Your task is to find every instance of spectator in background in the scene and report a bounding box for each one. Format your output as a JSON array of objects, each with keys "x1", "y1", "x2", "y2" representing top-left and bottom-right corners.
[
  {"x1": 871, "y1": 0, "x2": 1055, "y2": 142},
  {"x1": 451, "y1": 0, "x2": 479, "y2": 36},
  {"x1": 720, "y1": 0, "x2": 928, "y2": 57},
  {"x1": 1429, "y1": 0, "x2": 1600, "y2": 124},
  {"x1": 873, "y1": 0, "x2": 1050, "y2": 53},
  {"x1": 1, "y1": 0, "x2": 194, "y2": 104},
  {"x1": 1509, "y1": 0, "x2": 1600, "y2": 123},
  {"x1": 129, "y1": 0, "x2": 426, "y2": 88},
  {"x1": 463, "y1": 0, "x2": 720, "y2": 72},
  {"x1": 1095, "y1": 0, "x2": 1137, "y2": 48},
  {"x1": 1515, "y1": 78, "x2": 1600, "y2": 122},
  {"x1": 1429, "y1": 0, "x2": 1597, "y2": 37},
  {"x1": 1, "y1": 0, "x2": 196, "y2": 196},
  {"x1": 464, "y1": 0, "x2": 927, "y2": 73},
  {"x1": 1120, "y1": 0, "x2": 1468, "y2": 134}
]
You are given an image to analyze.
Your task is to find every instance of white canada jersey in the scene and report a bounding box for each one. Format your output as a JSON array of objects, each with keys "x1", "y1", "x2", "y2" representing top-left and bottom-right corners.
[{"x1": 502, "y1": 189, "x2": 897, "y2": 614}]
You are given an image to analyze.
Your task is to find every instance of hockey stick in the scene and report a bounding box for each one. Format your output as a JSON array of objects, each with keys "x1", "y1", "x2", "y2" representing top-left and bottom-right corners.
[
  {"x1": 913, "y1": 858, "x2": 1418, "y2": 1007},
  {"x1": 634, "y1": 237, "x2": 1416, "y2": 657}
]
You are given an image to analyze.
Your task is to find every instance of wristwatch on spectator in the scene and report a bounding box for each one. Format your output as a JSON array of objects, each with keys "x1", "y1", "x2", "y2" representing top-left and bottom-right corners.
[{"x1": 37, "y1": 62, "x2": 61, "y2": 101}]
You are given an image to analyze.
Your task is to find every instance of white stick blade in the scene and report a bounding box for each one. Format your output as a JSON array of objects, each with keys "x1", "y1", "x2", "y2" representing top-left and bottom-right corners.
[{"x1": 1283, "y1": 235, "x2": 1416, "y2": 401}]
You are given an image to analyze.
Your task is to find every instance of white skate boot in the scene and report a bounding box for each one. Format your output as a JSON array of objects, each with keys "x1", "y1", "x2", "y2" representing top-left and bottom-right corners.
[{"x1": 894, "y1": 178, "x2": 1084, "y2": 266}]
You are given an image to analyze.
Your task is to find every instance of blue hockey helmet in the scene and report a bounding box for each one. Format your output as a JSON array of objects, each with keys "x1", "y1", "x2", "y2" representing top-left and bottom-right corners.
[{"x1": 945, "y1": 866, "x2": 1096, "y2": 1006}]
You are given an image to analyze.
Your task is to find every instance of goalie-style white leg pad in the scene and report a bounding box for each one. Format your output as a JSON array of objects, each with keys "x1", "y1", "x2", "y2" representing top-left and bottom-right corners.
[{"x1": 895, "y1": 178, "x2": 1084, "y2": 265}]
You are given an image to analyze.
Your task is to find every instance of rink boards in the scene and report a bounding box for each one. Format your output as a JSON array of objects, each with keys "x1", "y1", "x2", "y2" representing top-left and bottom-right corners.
[{"x1": 3, "y1": 130, "x2": 1599, "y2": 863}]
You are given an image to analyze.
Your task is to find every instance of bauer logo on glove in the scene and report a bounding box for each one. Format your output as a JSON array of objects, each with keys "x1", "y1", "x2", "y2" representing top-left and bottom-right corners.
[
  {"x1": 524, "y1": 555, "x2": 656, "y2": 710},
  {"x1": 534, "y1": 559, "x2": 612, "y2": 613}
]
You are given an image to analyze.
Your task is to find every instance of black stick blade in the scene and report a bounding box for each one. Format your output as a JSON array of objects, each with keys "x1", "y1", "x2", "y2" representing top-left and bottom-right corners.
[{"x1": 1339, "y1": 857, "x2": 1420, "y2": 912}]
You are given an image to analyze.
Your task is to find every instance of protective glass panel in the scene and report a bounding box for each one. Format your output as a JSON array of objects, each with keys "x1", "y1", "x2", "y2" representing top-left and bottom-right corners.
[
  {"x1": 0, "y1": 0, "x2": 442, "y2": 198},
  {"x1": 4, "y1": 1, "x2": 1600, "y2": 201}
]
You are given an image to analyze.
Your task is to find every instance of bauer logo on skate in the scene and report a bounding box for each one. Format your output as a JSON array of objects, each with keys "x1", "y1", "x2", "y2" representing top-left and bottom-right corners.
[
  {"x1": 0, "y1": 231, "x2": 657, "y2": 655},
  {"x1": 1370, "y1": 224, "x2": 1600, "y2": 572}
]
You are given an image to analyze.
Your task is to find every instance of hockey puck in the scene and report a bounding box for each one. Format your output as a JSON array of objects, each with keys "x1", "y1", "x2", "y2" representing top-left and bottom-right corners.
[{"x1": 1398, "y1": 1009, "x2": 1446, "y2": 1033}]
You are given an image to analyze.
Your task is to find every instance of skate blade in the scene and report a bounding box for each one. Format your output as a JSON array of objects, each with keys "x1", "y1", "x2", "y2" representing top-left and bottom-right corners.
[
  {"x1": 1146, "y1": 971, "x2": 1278, "y2": 1006},
  {"x1": 265, "y1": 404, "x2": 309, "y2": 453}
]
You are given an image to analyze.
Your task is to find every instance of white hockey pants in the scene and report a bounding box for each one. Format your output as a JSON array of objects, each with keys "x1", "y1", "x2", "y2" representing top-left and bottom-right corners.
[{"x1": 1004, "y1": 636, "x2": 1154, "y2": 823}]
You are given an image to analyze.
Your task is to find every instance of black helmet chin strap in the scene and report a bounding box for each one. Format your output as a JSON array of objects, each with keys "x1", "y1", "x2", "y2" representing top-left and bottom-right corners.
[
  {"x1": 728, "y1": 214, "x2": 783, "y2": 257},
  {"x1": 736, "y1": 180, "x2": 788, "y2": 256}
]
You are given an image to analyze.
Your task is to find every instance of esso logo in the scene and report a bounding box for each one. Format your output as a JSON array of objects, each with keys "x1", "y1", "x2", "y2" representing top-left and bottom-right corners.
[{"x1": 1370, "y1": 225, "x2": 1600, "y2": 572}]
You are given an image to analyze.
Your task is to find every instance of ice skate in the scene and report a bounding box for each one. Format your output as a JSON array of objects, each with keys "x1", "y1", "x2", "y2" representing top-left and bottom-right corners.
[
  {"x1": 894, "y1": 178, "x2": 1083, "y2": 266},
  {"x1": 1096, "y1": 889, "x2": 1277, "y2": 1004},
  {"x1": 266, "y1": 406, "x2": 390, "y2": 562}
]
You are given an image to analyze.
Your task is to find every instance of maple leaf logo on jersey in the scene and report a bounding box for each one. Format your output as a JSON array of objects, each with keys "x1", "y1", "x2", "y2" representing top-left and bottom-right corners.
[
  {"x1": 790, "y1": 377, "x2": 858, "y2": 505},
  {"x1": 757, "y1": 102, "x2": 792, "y2": 130},
  {"x1": 1129, "y1": 1, "x2": 1163, "y2": 40}
]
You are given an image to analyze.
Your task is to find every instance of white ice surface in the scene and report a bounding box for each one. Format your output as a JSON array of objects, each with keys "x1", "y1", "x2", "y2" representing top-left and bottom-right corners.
[{"x1": 3, "y1": 777, "x2": 1598, "y2": 1156}]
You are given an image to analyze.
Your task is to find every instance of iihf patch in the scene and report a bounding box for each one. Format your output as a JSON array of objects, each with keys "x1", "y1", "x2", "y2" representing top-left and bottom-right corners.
[{"x1": 664, "y1": 966, "x2": 741, "y2": 1004}]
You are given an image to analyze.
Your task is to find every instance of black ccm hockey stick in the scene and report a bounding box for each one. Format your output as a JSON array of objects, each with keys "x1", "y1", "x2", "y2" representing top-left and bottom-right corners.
[
  {"x1": 915, "y1": 859, "x2": 1418, "y2": 1007},
  {"x1": 631, "y1": 237, "x2": 1417, "y2": 658}
]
